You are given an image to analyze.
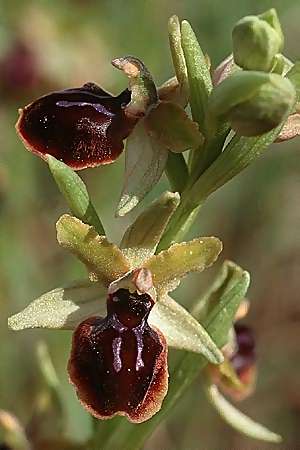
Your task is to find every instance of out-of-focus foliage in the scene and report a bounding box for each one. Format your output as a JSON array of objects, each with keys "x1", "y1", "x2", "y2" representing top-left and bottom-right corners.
[{"x1": 0, "y1": 0, "x2": 299, "y2": 448}]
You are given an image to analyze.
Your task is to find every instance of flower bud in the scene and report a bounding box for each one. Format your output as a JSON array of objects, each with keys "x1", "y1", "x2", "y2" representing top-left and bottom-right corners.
[
  {"x1": 208, "y1": 71, "x2": 296, "y2": 136},
  {"x1": 232, "y1": 9, "x2": 283, "y2": 72}
]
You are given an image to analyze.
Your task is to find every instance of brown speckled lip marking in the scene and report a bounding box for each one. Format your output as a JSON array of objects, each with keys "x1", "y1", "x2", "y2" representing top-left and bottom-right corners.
[
  {"x1": 68, "y1": 288, "x2": 168, "y2": 423},
  {"x1": 16, "y1": 83, "x2": 137, "y2": 170}
]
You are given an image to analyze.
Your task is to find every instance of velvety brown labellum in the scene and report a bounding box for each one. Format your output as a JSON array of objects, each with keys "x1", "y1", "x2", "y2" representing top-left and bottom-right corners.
[
  {"x1": 16, "y1": 83, "x2": 137, "y2": 169},
  {"x1": 68, "y1": 288, "x2": 168, "y2": 423}
]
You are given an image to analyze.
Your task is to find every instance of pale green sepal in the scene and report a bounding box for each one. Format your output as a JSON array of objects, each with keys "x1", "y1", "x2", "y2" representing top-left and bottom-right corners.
[
  {"x1": 149, "y1": 295, "x2": 223, "y2": 364},
  {"x1": 56, "y1": 215, "x2": 131, "y2": 285},
  {"x1": 47, "y1": 155, "x2": 105, "y2": 235},
  {"x1": 205, "y1": 382, "x2": 282, "y2": 443},
  {"x1": 145, "y1": 101, "x2": 203, "y2": 152},
  {"x1": 145, "y1": 237, "x2": 222, "y2": 293},
  {"x1": 287, "y1": 61, "x2": 300, "y2": 102},
  {"x1": 168, "y1": 15, "x2": 189, "y2": 106},
  {"x1": 8, "y1": 280, "x2": 106, "y2": 331},
  {"x1": 117, "y1": 120, "x2": 168, "y2": 216},
  {"x1": 121, "y1": 191, "x2": 180, "y2": 266},
  {"x1": 181, "y1": 20, "x2": 213, "y2": 133}
]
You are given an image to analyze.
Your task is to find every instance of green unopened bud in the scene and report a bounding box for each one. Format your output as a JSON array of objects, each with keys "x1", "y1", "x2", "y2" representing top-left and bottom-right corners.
[
  {"x1": 208, "y1": 71, "x2": 296, "y2": 136},
  {"x1": 232, "y1": 9, "x2": 284, "y2": 72}
]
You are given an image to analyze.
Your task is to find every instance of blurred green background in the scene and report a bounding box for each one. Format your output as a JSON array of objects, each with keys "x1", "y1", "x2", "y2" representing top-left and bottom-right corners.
[{"x1": 0, "y1": 0, "x2": 299, "y2": 449}]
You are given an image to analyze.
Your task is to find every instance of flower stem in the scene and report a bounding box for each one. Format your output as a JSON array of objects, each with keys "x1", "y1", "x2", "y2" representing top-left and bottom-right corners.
[{"x1": 165, "y1": 152, "x2": 189, "y2": 193}]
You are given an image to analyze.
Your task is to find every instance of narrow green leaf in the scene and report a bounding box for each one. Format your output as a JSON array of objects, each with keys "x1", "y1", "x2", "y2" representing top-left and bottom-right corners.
[
  {"x1": 149, "y1": 295, "x2": 223, "y2": 364},
  {"x1": 204, "y1": 382, "x2": 282, "y2": 443},
  {"x1": 8, "y1": 280, "x2": 106, "y2": 331},
  {"x1": 47, "y1": 155, "x2": 104, "y2": 235},
  {"x1": 145, "y1": 237, "x2": 222, "y2": 293},
  {"x1": 146, "y1": 101, "x2": 203, "y2": 152},
  {"x1": 120, "y1": 191, "x2": 180, "y2": 266},
  {"x1": 117, "y1": 120, "x2": 168, "y2": 216},
  {"x1": 56, "y1": 215, "x2": 131, "y2": 285},
  {"x1": 181, "y1": 20, "x2": 213, "y2": 132}
]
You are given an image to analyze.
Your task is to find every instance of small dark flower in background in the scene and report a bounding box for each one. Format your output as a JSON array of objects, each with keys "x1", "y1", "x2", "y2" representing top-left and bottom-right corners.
[
  {"x1": 228, "y1": 323, "x2": 257, "y2": 400},
  {"x1": 69, "y1": 285, "x2": 168, "y2": 423},
  {"x1": 0, "y1": 40, "x2": 40, "y2": 97},
  {"x1": 16, "y1": 83, "x2": 137, "y2": 169}
]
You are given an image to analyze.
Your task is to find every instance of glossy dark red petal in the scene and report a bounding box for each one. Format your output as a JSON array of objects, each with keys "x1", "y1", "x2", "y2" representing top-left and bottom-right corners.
[
  {"x1": 68, "y1": 289, "x2": 168, "y2": 423},
  {"x1": 16, "y1": 83, "x2": 137, "y2": 169}
]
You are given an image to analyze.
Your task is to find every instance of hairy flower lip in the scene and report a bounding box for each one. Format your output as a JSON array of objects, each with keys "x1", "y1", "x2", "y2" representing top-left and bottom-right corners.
[
  {"x1": 16, "y1": 83, "x2": 137, "y2": 170},
  {"x1": 68, "y1": 288, "x2": 168, "y2": 423}
]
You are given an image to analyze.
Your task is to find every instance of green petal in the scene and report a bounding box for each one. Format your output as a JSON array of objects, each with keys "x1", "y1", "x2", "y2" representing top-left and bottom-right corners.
[
  {"x1": 56, "y1": 214, "x2": 131, "y2": 285},
  {"x1": 145, "y1": 237, "x2": 222, "y2": 293},
  {"x1": 120, "y1": 191, "x2": 180, "y2": 266},
  {"x1": 117, "y1": 120, "x2": 169, "y2": 216},
  {"x1": 205, "y1": 382, "x2": 282, "y2": 443},
  {"x1": 181, "y1": 20, "x2": 212, "y2": 133},
  {"x1": 168, "y1": 15, "x2": 189, "y2": 105},
  {"x1": 149, "y1": 295, "x2": 223, "y2": 364},
  {"x1": 145, "y1": 101, "x2": 203, "y2": 153},
  {"x1": 8, "y1": 280, "x2": 106, "y2": 331}
]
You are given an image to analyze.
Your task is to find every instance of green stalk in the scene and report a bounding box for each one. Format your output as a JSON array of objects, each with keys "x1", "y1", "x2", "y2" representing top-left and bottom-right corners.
[{"x1": 165, "y1": 152, "x2": 189, "y2": 193}]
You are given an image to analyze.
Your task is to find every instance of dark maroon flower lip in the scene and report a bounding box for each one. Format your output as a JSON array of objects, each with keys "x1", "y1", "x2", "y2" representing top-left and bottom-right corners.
[
  {"x1": 68, "y1": 288, "x2": 168, "y2": 423},
  {"x1": 16, "y1": 83, "x2": 137, "y2": 170}
]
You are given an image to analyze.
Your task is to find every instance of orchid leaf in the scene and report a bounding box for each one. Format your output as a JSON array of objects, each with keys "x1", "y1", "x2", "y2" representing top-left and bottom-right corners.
[
  {"x1": 204, "y1": 382, "x2": 282, "y2": 443},
  {"x1": 120, "y1": 191, "x2": 180, "y2": 266},
  {"x1": 145, "y1": 101, "x2": 203, "y2": 152},
  {"x1": 8, "y1": 280, "x2": 106, "y2": 331},
  {"x1": 145, "y1": 237, "x2": 222, "y2": 293},
  {"x1": 149, "y1": 295, "x2": 223, "y2": 364},
  {"x1": 117, "y1": 120, "x2": 169, "y2": 216},
  {"x1": 56, "y1": 215, "x2": 131, "y2": 285},
  {"x1": 47, "y1": 155, "x2": 104, "y2": 235}
]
